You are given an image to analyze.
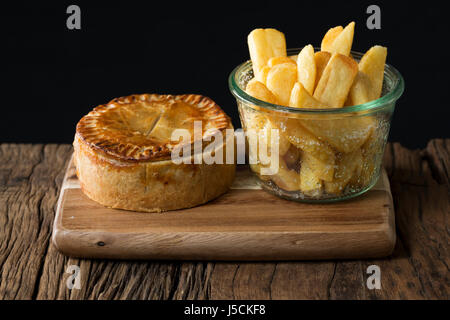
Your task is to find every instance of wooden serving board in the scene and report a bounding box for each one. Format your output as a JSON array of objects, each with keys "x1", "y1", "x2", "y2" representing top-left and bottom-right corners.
[{"x1": 52, "y1": 156, "x2": 396, "y2": 261}]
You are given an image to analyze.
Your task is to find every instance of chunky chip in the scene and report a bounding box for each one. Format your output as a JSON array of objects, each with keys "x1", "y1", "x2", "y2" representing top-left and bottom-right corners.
[
  {"x1": 248, "y1": 28, "x2": 287, "y2": 78},
  {"x1": 289, "y1": 82, "x2": 326, "y2": 109},
  {"x1": 300, "y1": 152, "x2": 323, "y2": 193},
  {"x1": 280, "y1": 119, "x2": 334, "y2": 164},
  {"x1": 324, "y1": 148, "x2": 363, "y2": 194},
  {"x1": 270, "y1": 158, "x2": 301, "y2": 191},
  {"x1": 278, "y1": 119, "x2": 335, "y2": 181},
  {"x1": 314, "y1": 51, "x2": 331, "y2": 89},
  {"x1": 244, "y1": 81, "x2": 291, "y2": 157},
  {"x1": 255, "y1": 65, "x2": 271, "y2": 84},
  {"x1": 321, "y1": 22, "x2": 355, "y2": 56},
  {"x1": 260, "y1": 119, "x2": 292, "y2": 157},
  {"x1": 321, "y1": 26, "x2": 343, "y2": 52},
  {"x1": 358, "y1": 45, "x2": 387, "y2": 100},
  {"x1": 268, "y1": 56, "x2": 297, "y2": 68},
  {"x1": 346, "y1": 71, "x2": 373, "y2": 105},
  {"x1": 313, "y1": 53, "x2": 358, "y2": 108},
  {"x1": 266, "y1": 63, "x2": 297, "y2": 106},
  {"x1": 300, "y1": 116, "x2": 376, "y2": 153},
  {"x1": 246, "y1": 79, "x2": 278, "y2": 104},
  {"x1": 346, "y1": 46, "x2": 387, "y2": 105},
  {"x1": 283, "y1": 144, "x2": 301, "y2": 169},
  {"x1": 296, "y1": 45, "x2": 316, "y2": 94}
]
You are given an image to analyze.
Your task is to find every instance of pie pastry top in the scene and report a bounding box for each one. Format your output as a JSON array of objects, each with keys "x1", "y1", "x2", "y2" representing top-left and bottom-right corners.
[{"x1": 76, "y1": 94, "x2": 232, "y2": 162}]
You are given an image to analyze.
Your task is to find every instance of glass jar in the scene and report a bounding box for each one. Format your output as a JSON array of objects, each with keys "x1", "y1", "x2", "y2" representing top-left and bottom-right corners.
[{"x1": 229, "y1": 48, "x2": 404, "y2": 202}]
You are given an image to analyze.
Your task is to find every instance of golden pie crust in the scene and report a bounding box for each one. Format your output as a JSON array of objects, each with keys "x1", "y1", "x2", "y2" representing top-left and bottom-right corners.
[{"x1": 74, "y1": 94, "x2": 235, "y2": 212}]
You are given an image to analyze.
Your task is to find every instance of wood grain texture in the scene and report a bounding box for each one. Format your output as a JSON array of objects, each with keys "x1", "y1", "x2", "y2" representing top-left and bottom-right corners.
[
  {"x1": 0, "y1": 144, "x2": 73, "y2": 299},
  {"x1": 52, "y1": 159, "x2": 395, "y2": 261},
  {"x1": 0, "y1": 140, "x2": 448, "y2": 300}
]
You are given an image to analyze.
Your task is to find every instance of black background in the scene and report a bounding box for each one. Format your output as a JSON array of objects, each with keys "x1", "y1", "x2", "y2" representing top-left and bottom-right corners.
[{"x1": 1, "y1": 1, "x2": 448, "y2": 148}]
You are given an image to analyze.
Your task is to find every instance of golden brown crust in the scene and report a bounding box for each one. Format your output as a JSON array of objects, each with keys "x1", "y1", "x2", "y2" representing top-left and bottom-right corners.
[{"x1": 76, "y1": 94, "x2": 231, "y2": 162}]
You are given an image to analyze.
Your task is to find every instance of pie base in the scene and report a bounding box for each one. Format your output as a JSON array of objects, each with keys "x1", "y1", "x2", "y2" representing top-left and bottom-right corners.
[{"x1": 73, "y1": 135, "x2": 235, "y2": 213}]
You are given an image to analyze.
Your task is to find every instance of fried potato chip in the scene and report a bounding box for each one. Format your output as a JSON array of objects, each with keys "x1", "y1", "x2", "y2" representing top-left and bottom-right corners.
[
  {"x1": 265, "y1": 115, "x2": 294, "y2": 156},
  {"x1": 313, "y1": 53, "x2": 358, "y2": 108},
  {"x1": 345, "y1": 71, "x2": 373, "y2": 105},
  {"x1": 305, "y1": 154, "x2": 334, "y2": 182},
  {"x1": 248, "y1": 29, "x2": 271, "y2": 76},
  {"x1": 248, "y1": 28, "x2": 287, "y2": 77},
  {"x1": 314, "y1": 51, "x2": 331, "y2": 89},
  {"x1": 331, "y1": 22, "x2": 355, "y2": 56},
  {"x1": 268, "y1": 56, "x2": 297, "y2": 68},
  {"x1": 300, "y1": 152, "x2": 323, "y2": 193},
  {"x1": 266, "y1": 63, "x2": 297, "y2": 106},
  {"x1": 280, "y1": 119, "x2": 334, "y2": 163},
  {"x1": 358, "y1": 45, "x2": 387, "y2": 100},
  {"x1": 260, "y1": 119, "x2": 292, "y2": 157},
  {"x1": 289, "y1": 82, "x2": 327, "y2": 109},
  {"x1": 296, "y1": 44, "x2": 316, "y2": 94},
  {"x1": 283, "y1": 144, "x2": 301, "y2": 169},
  {"x1": 300, "y1": 116, "x2": 376, "y2": 153},
  {"x1": 276, "y1": 118, "x2": 335, "y2": 181},
  {"x1": 270, "y1": 158, "x2": 301, "y2": 191},
  {"x1": 324, "y1": 148, "x2": 363, "y2": 194},
  {"x1": 265, "y1": 29, "x2": 287, "y2": 57},
  {"x1": 255, "y1": 65, "x2": 271, "y2": 84},
  {"x1": 241, "y1": 101, "x2": 291, "y2": 162},
  {"x1": 321, "y1": 22, "x2": 354, "y2": 56},
  {"x1": 321, "y1": 26, "x2": 343, "y2": 52},
  {"x1": 246, "y1": 79, "x2": 278, "y2": 104}
]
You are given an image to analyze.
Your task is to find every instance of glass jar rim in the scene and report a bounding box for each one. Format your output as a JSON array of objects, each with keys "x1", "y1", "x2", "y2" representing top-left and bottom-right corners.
[{"x1": 228, "y1": 48, "x2": 405, "y2": 115}]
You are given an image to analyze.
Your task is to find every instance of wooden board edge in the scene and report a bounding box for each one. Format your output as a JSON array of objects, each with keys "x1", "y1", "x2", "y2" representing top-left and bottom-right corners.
[{"x1": 52, "y1": 224, "x2": 396, "y2": 261}]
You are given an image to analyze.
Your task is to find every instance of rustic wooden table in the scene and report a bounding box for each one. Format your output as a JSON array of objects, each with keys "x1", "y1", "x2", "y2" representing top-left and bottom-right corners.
[{"x1": 0, "y1": 140, "x2": 448, "y2": 300}]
